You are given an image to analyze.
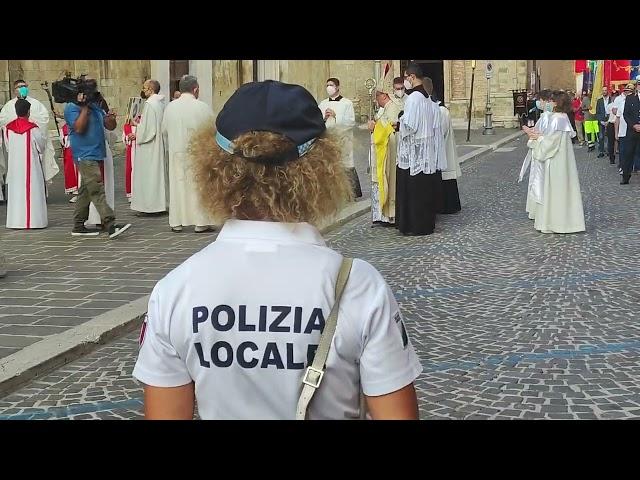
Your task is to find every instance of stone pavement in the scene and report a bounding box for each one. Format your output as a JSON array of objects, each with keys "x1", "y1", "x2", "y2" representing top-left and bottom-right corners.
[
  {"x1": 4, "y1": 135, "x2": 640, "y2": 420},
  {"x1": 0, "y1": 128, "x2": 515, "y2": 360}
]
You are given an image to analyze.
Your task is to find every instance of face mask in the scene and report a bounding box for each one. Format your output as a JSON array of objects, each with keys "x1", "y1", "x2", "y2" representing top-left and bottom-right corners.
[
  {"x1": 545, "y1": 102, "x2": 554, "y2": 112},
  {"x1": 17, "y1": 86, "x2": 28, "y2": 98},
  {"x1": 140, "y1": 90, "x2": 148, "y2": 99},
  {"x1": 535, "y1": 99, "x2": 543, "y2": 110},
  {"x1": 403, "y1": 79, "x2": 413, "y2": 90},
  {"x1": 326, "y1": 85, "x2": 337, "y2": 97},
  {"x1": 394, "y1": 89, "x2": 405, "y2": 98}
]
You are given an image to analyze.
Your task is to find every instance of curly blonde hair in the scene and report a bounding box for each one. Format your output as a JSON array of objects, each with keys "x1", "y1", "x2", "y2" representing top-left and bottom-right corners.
[{"x1": 189, "y1": 126, "x2": 353, "y2": 225}]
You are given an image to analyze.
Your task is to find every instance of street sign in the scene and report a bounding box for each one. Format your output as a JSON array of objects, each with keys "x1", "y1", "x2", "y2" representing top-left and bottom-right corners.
[{"x1": 485, "y1": 62, "x2": 494, "y2": 79}]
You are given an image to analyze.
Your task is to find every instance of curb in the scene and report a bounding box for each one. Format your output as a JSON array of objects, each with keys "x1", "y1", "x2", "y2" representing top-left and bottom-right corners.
[
  {"x1": 0, "y1": 201, "x2": 372, "y2": 397},
  {"x1": 458, "y1": 130, "x2": 524, "y2": 165},
  {"x1": 0, "y1": 296, "x2": 149, "y2": 397},
  {"x1": 0, "y1": 129, "x2": 519, "y2": 397}
]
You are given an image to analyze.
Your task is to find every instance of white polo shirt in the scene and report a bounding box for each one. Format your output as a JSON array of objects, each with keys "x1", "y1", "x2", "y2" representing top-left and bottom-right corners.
[
  {"x1": 615, "y1": 94, "x2": 628, "y2": 137},
  {"x1": 133, "y1": 219, "x2": 422, "y2": 420}
]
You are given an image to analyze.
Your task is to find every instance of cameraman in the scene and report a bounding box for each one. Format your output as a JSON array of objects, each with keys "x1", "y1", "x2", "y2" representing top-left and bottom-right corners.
[{"x1": 64, "y1": 78, "x2": 131, "y2": 238}]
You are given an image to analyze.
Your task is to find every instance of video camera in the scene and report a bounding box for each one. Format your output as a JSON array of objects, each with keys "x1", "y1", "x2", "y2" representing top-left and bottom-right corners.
[{"x1": 51, "y1": 73, "x2": 101, "y2": 105}]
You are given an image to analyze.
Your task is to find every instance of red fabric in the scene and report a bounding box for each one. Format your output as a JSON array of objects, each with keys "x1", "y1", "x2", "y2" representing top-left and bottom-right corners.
[
  {"x1": 575, "y1": 60, "x2": 587, "y2": 73},
  {"x1": 5, "y1": 117, "x2": 37, "y2": 135},
  {"x1": 611, "y1": 60, "x2": 631, "y2": 81},
  {"x1": 61, "y1": 124, "x2": 78, "y2": 192},
  {"x1": 124, "y1": 123, "x2": 133, "y2": 196},
  {"x1": 5, "y1": 118, "x2": 37, "y2": 228},
  {"x1": 572, "y1": 98, "x2": 584, "y2": 121},
  {"x1": 604, "y1": 60, "x2": 612, "y2": 89}
]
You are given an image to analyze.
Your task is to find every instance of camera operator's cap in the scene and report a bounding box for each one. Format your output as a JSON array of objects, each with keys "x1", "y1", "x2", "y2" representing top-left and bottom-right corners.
[
  {"x1": 215, "y1": 80, "x2": 326, "y2": 165},
  {"x1": 625, "y1": 83, "x2": 635, "y2": 91}
]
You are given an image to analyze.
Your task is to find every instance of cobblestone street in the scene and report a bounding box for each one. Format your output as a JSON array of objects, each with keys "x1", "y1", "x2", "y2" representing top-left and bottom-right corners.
[{"x1": 4, "y1": 132, "x2": 640, "y2": 420}]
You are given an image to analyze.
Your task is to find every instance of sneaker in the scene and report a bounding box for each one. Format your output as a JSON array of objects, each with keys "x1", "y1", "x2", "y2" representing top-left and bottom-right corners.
[
  {"x1": 171, "y1": 226, "x2": 183, "y2": 233},
  {"x1": 71, "y1": 226, "x2": 100, "y2": 237},
  {"x1": 619, "y1": 168, "x2": 623, "y2": 175},
  {"x1": 195, "y1": 225, "x2": 215, "y2": 233},
  {"x1": 69, "y1": 195, "x2": 78, "y2": 203},
  {"x1": 597, "y1": 153, "x2": 605, "y2": 158},
  {"x1": 108, "y1": 223, "x2": 132, "y2": 239}
]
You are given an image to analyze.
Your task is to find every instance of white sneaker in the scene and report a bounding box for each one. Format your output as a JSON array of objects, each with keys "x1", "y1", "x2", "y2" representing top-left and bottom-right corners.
[
  {"x1": 171, "y1": 226, "x2": 183, "y2": 233},
  {"x1": 108, "y1": 223, "x2": 132, "y2": 239},
  {"x1": 69, "y1": 195, "x2": 78, "y2": 203}
]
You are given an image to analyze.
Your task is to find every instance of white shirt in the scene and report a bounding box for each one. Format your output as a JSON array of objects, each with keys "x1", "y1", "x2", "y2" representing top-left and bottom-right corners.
[
  {"x1": 606, "y1": 100, "x2": 617, "y2": 123},
  {"x1": 615, "y1": 94, "x2": 628, "y2": 137},
  {"x1": 133, "y1": 219, "x2": 422, "y2": 420}
]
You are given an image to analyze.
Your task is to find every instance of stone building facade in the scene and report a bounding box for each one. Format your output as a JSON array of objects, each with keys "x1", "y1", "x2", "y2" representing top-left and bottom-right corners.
[{"x1": 0, "y1": 60, "x2": 575, "y2": 149}]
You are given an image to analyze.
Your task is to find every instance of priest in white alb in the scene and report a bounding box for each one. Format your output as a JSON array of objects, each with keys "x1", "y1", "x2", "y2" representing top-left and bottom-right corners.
[
  {"x1": 519, "y1": 89, "x2": 554, "y2": 220},
  {"x1": 524, "y1": 90, "x2": 585, "y2": 234},
  {"x1": 368, "y1": 68, "x2": 401, "y2": 225},
  {"x1": 3, "y1": 99, "x2": 47, "y2": 229},
  {"x1": 318, "y1": 77, "x2": 362, "y2": 198},
  {"x1": 161, "y1": 75, "x2": 216, "y2": 233},
  {"x1": 0, "y1": 125, "x2": 6, "y2": 202},
  {"x1": 130, "y1": 80, "x2": 168, "y2": 214},
  {"x1": 423, "y1": 76, "x2": 461, "y2": 214},
  {"x1": 396, "y1": 63, "x2": 446, "y2": 236},
  {"x1": 0, "y1": 79, "x2": 58, "y2": 186}
]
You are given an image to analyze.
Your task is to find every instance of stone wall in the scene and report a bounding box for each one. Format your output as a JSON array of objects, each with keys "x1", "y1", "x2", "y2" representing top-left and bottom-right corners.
[
  {"x1": 2, "y1": 60, "x2": 150, "y2": 149},
  {"x1": 447, "y1": 60, "x2": 529, "y2": 129}
]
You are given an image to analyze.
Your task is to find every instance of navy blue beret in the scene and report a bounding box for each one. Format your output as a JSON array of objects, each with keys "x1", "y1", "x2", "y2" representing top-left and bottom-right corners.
[{"x1": 215, "y1": 80, "x2": 326, "y2": 164}]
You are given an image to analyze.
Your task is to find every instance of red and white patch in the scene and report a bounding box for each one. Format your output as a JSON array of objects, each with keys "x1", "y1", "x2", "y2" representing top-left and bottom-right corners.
[{"x1": 138, "y1": 314, "x2": 148, "y2": 347}]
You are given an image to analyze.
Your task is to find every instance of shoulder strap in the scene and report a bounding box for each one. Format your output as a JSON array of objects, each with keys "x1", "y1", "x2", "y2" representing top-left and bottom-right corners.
[{"x1": 296, "y1": 257, "x2": 353, "y2": 420}]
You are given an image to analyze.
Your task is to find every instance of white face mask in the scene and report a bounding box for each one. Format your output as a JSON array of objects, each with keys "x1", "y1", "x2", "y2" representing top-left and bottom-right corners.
[
  {"x1": 394, "y1": 89, "x2": 405, "y2": 98},
  {"x1": 327, "y1": 85, "x2": 337, "y2": 97},
  {"x1": 403, "y1": 79, "x2": 413, "y2": 90}
]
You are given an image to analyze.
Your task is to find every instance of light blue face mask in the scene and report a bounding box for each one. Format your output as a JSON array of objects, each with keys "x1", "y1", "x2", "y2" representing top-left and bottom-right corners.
[
  {"x1": 535, "y1": 99, "x2": 543, "y2": 110},
  {"x1": 545, "y1": 102, "x2": 554, "y2": 112},
  {"x1": 17, "y1": 86, "x2": 28, "y2": 98}
]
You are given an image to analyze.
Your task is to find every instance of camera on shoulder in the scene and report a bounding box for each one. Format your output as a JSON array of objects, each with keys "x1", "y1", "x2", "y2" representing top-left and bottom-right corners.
[{"x1": 52, "y1": 73, "x2": 101, "y2": 105}]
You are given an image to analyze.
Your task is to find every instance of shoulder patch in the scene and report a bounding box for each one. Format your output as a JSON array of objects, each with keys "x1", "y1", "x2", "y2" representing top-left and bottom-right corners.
[
  {"x1": 138, "y1": 313, "x2": 148, "y2": 347},
  {"x1": 394, "y1": 311, "x2": 408, "y2": 349}
]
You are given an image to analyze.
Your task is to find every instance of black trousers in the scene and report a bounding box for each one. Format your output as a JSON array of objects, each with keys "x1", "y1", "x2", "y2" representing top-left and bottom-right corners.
[
  {"x1": 606, "y1": 123, "x2": 616, "y2": 162},
  {"x1": 622, "y1": 132, "x2": 640, "y2": 182}
]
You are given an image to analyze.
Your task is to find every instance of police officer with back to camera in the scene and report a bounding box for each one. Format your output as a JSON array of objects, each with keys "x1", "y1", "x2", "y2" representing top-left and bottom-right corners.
[{"x1": 133, "y1": 80, "x2": 423, "y2": 420}]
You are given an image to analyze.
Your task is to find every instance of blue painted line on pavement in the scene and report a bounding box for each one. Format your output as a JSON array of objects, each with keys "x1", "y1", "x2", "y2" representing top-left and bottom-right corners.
[
  {"x1": 1, "y1": 342, "x2": 639, "y2": 418},
  {"x1": 0, "y1": 397, "x2": 143, "y2": 420},
  {"x1": 396, "y1": 269, "x2": 640, "y2": 300},
  {"x1": 420, "y1": 340, "x2": 640, "y2": 373}
]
